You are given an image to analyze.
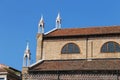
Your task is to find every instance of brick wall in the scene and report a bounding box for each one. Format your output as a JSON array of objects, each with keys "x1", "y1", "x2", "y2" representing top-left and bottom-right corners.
[
  {"x1": 36, "y1": 33, "x2": 120, "y2": 61},
  {"x1": 40, "y1": 37, "x2": 120, "y2": 60}
]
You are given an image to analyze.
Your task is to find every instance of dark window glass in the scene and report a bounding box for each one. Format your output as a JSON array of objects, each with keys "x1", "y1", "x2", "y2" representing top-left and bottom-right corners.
[
  {"x1": 101, "y1": 44, "x2": 107, "y2": 52},
  {"x1": 74, "y1": 45, "x2": 80, "y2": 53},
  {"x1": 61, "y1": 43, "x2": 80, "y2": 54},
  {"x1": 68, "y1": 43, "x2": 73, "y2": 53},
  {"x1": 101, "y1": 41, "x2": 120, "y2": 53},
  {"x1": 116, "y1": 44, "x2": 120, "y2": 52},
  {"x1": 0, "y1": 78, "x2": 4, "y2": 80},
  {"x1": 108, "y1": 42, "x2": 114, "y2": 52},
  {"x1": 62, "y1": 47, "x2": 66, "y2": 53}
]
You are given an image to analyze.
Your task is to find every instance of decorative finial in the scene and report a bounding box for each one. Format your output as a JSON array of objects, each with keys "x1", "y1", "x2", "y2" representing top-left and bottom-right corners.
[
  {"x1": 23, "y1": 41, "x2": 31, "y2": 67},
  {"x1": 56, "y1": 12, "x2": 61, "y2": 29},
  {"x1": 38, "y1": 15, "x2": 44, "y2": 33},
  {"x1": 26, "y1": 41, "x2": 29, "y2": 50}
]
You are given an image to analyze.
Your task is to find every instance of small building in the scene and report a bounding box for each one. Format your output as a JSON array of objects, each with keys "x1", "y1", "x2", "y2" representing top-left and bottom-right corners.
[
  {"x1": 0, "y1": 64, "x2": 21, "y2": 80},
  {"x1": 22, "y1": 13, "x2": 120, "y2": 80}
]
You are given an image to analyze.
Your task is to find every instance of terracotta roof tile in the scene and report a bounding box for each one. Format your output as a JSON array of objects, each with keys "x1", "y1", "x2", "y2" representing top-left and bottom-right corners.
[
  {"x1": 0, "y1": 64, "x2": 21, "y2": 77},
  {"x1": 29, "y1": 59, "x2": 120, "y2": 71},
  {"x1": 0, "y1": 64, "x2": 9, "y2": 73},
  {"x1": 45, "y1": 26, "x2": 120, "y2": 37}
]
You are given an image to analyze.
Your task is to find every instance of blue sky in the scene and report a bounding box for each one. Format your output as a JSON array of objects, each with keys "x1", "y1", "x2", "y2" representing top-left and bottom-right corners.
[{"x1": 0, "y1": 0, "x2": 120, "y2": 70}]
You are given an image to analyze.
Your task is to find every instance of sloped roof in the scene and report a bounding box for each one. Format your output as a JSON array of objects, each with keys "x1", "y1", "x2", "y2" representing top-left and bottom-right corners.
[
  {"x1": 29, "y1": 59, "x2": 120, "y2": 72},
  {"x1": 0, "y1": 64, "x2": 10, "y2": 73},
  {"x1": 44, "y1": 26, "x2": 120, "y2": 37},
  {"x1": 0, "y1": 64, "x2": 21, "y2": 76}
]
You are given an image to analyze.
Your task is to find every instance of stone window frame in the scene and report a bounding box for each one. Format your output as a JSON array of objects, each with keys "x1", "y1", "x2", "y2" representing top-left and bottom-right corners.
[
  {"x1": 61, "y1": 43, "x2": 80, "y2": 54},
  {"x1": 101, "y1": 41, "x2": 120, "y2": 53}
]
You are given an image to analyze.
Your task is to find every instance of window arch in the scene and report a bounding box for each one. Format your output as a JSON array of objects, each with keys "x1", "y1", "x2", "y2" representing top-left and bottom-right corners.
[
  {"x1": 101, "y1": 41, "x2": 120, "y2": 53},
  {"x1": 61, "y1": 43, "x2": 80, "y2": 54}
]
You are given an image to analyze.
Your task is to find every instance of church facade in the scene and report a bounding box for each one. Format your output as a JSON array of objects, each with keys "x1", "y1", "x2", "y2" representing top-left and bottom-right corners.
[{"x1": 22, "y1": 13, "x2": 120, "y2": 80}]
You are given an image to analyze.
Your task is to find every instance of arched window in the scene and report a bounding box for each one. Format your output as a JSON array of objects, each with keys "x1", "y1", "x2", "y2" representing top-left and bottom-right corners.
[
  {"x1": 61, "y1": 43, "x2": 80, "y2": 54},
  {"x1": 101, "y1": 41, "x2": 120, "y2": 53}
]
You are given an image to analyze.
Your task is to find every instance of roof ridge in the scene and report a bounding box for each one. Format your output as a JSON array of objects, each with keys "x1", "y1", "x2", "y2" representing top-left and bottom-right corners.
[
  {"x1": 30, "y1": 59, "x2": 44, "y2": 68},
  {"x1": 61, "y1": 25, "x2": 120, "y2": 29},
  {"x1": 44, "y1": 25, "x2": 120, "y2": 37},
  {"x1": 44, "y1": 28, "x2": 58, "y2": 35}
]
